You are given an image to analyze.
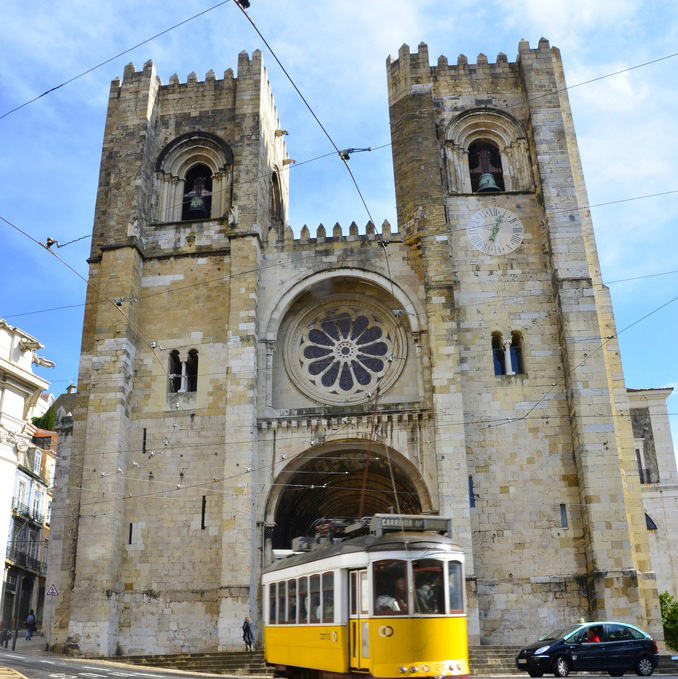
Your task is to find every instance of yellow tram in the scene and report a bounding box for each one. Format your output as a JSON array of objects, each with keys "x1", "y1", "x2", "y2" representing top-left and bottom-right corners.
[{"x1": 263, "y1": 515, "x2": 469, "y2": 679}]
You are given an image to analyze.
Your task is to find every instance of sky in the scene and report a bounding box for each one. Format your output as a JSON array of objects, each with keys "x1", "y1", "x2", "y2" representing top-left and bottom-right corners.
[{"x1": 1, "y1": 0, "x2": 677, "y2": 454}]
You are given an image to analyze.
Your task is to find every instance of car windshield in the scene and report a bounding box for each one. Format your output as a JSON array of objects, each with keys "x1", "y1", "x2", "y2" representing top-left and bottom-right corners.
[{"x1": 539, "y1": 624, "x2": 583, "y2": 641}]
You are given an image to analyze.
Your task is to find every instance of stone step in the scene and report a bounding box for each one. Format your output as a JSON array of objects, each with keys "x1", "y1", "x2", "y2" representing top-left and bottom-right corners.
[{"x1": 116, "y1": 648, "x2": 678, "y2": 677}]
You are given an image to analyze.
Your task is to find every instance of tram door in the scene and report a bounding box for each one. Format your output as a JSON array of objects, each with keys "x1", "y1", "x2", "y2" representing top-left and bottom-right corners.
[{"x1": 349, "y1": 570, "x2": 369, "y2": 670}]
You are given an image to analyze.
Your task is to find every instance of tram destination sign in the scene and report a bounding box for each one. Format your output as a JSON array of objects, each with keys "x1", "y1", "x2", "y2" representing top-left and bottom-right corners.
[{"x1": 370, "y1": 514, "x2": 452, "y2": 536}]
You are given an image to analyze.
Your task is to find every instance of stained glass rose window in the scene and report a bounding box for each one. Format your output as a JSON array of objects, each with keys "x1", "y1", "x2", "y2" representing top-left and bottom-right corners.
[{"x1": 285, "y1": 298, "x2": 407, "y2": 404}]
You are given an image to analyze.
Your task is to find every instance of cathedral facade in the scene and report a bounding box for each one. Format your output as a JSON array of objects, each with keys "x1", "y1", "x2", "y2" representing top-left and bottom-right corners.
[{"x1": 47, "y1": 39, "x2": 665, "y2": 656}]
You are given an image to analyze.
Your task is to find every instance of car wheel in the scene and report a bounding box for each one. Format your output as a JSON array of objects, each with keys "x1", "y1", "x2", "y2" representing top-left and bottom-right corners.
[
  {"x1": 635, "y1": 657, "x2": 654, "y2": 677},
  {"x1": 528, "y1": 672, "x2": 544, "y2": 678},
  {"x1": 553, "y1": 657, "x2": 570, "y2": 678},
  {"x1": 608, "y1": 672, "x2": 624, "y2": 677}
]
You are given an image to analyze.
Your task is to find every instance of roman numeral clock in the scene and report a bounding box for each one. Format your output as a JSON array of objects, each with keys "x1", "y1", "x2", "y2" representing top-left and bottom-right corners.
[{"x1": 466, "y1": 207, "x2": 524, "y2": 256}]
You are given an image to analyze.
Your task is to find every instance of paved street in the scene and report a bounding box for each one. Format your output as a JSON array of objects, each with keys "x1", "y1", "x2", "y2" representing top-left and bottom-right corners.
[{"x1": 1, "y1": 635, "x2": 677, "y2": 679}]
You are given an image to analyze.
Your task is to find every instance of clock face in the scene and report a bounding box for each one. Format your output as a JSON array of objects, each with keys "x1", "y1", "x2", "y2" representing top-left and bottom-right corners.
[{"x1": 466, "y1": 207, "x2": 524, "y2": 256}]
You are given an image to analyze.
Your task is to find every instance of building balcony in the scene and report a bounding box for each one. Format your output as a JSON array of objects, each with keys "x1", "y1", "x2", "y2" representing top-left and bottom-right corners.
[
  {"x1": 11, "y1": 498, "x2": 46, "y2": 525},
  {"x1": 5, "y1": 545, "x2": 47, "y2": 575}
]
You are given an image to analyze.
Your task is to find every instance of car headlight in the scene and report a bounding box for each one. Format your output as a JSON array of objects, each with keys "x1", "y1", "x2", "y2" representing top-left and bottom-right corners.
[{"x1": 534, "y1": 646, "x2": 550, "y2": 655}]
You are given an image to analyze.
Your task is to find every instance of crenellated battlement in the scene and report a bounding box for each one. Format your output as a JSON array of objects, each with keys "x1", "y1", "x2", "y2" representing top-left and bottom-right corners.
[
  {"x1": 386, "y1": 38, "x2": 556, "y2": 106},
  {"x1": 280, "y1": 219, "x2": 400, "y2": 245}
]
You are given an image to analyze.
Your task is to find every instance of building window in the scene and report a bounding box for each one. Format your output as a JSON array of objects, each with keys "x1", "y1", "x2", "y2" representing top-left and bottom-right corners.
[
  {"x1": 492, "y1": 331, "x2": 524, "y2": 376},
  {"x1": 468, "y1": 475, "x2": 475, "y2": 508},
  {"x1": 468, "y1": 140, "x2": 504, "y2": 193},
  {"x1": 33, "y1": 449, "x2": 42, "y2": 474},
  {"x1": 181, "y1": 164, "x2": 213, "y2": 220},
  {"x1": 645, "y1": 513, "x2": 657, "y2": 531},
  {"x1": 635, "y1": 447, "x2": 649, "y2": 484},
  {"x1": 560, "y1": 503, "x2": 568, "y2": 529},
  {"x1": 16, "y1": 479, "x2": 27, "y2": 505},
  {"x1": 168, "y1": 350, "x2": 199, "y2": 394}
]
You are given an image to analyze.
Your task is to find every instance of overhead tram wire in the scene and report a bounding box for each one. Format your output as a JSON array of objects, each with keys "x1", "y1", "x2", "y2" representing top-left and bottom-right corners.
[{"x1": 0, "y1": 0, "x2": 235, "y2": 121}]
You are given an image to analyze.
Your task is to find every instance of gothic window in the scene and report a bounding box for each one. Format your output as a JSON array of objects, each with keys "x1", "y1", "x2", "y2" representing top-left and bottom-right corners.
[
  {"x1": 168, "y1": 350, "x2": 199, "y2": 393},
  {"x1": 283, "y1": 296, "x2": 407, "y2": 405},
  {"x1": 181, "y1": 164, "x2": 213, "y2": 221},
  {"x1": 271, "y1": 170, "x2": 284, "y2": 232},
  {"x1": 509, "y1": 331, "x2": 524, "y2": 375},
  {"x1": 186, "y1": 349, "x2": 199, "y2": 392},
  {"x1": 492, "y1": 332, "x2": 506, "y2": 375},
  {"x1": 445, "y1": 108, "x2": 532, "y2": 193},
  {"x1": 492, "y1": 331, "x2": 524, "y2": 376},
  {"x1": 645, "y1": 513, "x2": 657, "y2": 531},
  {"x1": 168, "y1": 351, "x2": 182, "y2": 393},
  {"x1": 468, "y1": 140, "x2": 504, "y2": 192},
  {"x1": 155, "y1": 132, "x2": 233, "y2": 222}
]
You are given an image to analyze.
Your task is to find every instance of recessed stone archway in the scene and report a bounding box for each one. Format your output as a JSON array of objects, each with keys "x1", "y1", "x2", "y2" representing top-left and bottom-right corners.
[{"x1": 265, "y1": 440, "x2": 432, "y2": 550}]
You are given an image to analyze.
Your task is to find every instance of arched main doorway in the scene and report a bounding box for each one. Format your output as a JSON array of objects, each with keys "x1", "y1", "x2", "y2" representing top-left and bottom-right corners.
[{"x1": 268, "y1": 443, "x2": 430, "y2": 549}]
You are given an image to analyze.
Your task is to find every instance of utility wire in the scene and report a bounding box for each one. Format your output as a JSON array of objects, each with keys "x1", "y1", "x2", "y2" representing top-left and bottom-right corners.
[{"x1": 0, "y1": 0, "x2": 234, "y2": 121}]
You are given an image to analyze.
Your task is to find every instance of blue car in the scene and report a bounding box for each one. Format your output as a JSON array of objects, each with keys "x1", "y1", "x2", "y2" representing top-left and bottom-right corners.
[{"x1": 515, "y1": 621, "x2": 659, "y2": 677}]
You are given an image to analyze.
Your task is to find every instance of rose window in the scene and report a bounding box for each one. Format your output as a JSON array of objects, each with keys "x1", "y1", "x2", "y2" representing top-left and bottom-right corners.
[{"x1": 285, "y1": 298, "x2": 407, "y2": 405}]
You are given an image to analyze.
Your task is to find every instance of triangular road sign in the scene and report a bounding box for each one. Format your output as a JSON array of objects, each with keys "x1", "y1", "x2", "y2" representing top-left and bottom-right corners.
[{"x1": 46, "y1": 584, "x2": 59, "y2": 596}]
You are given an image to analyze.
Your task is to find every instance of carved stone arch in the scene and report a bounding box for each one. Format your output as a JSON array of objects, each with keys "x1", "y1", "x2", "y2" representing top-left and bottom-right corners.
[
  {"x1": 155, "y1": 131, "x2": 234, "y2": 222},
  {"x1": 263, "y1": 439, "x2": 434, "y2": 551},
  {"x1": 262, "y1": 268, "x2": 427, "y2": 409},
  {"x1": 263, "y1": 267, "x2": 426, "y2": 342},
  {"x1": 445, "y1": 108, "x2": 531, "y2": 192}
]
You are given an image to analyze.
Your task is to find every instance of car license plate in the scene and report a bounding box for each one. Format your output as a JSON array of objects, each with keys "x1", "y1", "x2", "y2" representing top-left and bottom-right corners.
[{"x1": 518, "y1": 659, "x2": 527, "y2": 664}]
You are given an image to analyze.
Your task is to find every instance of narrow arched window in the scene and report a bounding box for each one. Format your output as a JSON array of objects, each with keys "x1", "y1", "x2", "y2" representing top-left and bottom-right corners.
[
  {"x1": 491, "y1": 332, "x2": 506, "y2": 375},
  {"x1": 509, "y1": 331, "x2": 524, "y2": 375},
  {"x1": 168, "y1": 351, "x2": 182, "y2": 393},
  {"x1": 182, "y1": 164, "x2": 213, "y2": 220},
  {"x1": 271, "y1": 171, "x2": 283, "y2": 223},
  {"x1": 468, "y1": 140, "x2": 504, "y2": 193},
  {"x1": 186, "y1": 349, "x2": 199, "y2": 393}
]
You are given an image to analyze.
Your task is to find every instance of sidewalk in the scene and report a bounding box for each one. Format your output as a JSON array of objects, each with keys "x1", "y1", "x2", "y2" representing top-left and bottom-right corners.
[{"x1": 0, "y1": 630, "x2": 51, "y2": 657}]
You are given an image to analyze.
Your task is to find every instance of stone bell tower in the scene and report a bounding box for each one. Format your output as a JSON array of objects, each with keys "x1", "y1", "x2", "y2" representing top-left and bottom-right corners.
[
  {"x1": 49, "y1": 51, "x2": 288, "y2": 655},
  {"x1": 386, "y1": 39, "x2": 660, "y2": 640}
]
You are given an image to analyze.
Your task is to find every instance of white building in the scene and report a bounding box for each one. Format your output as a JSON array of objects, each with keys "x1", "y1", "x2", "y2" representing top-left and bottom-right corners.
[{"x1": 0, "y1": 319, "x2": 54, "y2": 626}]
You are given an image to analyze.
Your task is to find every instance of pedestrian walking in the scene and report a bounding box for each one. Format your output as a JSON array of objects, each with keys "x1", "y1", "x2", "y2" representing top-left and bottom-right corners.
[
  {"x1": 25, "y1": 610, "x2": 36, "y2": 640},
  {"x1": 242, "y1": 616, "x2": 255, "y2": 651}
]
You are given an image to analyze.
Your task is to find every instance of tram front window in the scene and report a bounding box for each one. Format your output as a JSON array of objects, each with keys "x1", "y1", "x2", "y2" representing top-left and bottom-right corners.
[
  {"x1": 448, "y1": 561, "x2": 463, "y2": 613},
  {"x1": 374, "y1": 559, "x2": 408, "y2": 615},
  {"x1": 413, "y1": 559, "x2": 445, "y2": 614}
]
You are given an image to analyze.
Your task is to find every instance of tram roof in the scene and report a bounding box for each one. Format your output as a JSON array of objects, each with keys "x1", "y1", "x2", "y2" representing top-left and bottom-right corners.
[{"x1": 263, "y1": 532, "x2": 463, "y2": 574}]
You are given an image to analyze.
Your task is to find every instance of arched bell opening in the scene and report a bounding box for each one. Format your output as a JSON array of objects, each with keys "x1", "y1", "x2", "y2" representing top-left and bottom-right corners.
[{"x1": 266, "y1": 443, "x2": 430, "y2": 551}]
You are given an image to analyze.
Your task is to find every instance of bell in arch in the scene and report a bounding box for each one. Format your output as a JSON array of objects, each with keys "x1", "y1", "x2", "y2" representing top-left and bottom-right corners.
[
  {"x1": 477, "y1": 172, "x2": 501, "y2": 193},
  {"x1": 184, "y1": 174, "x2": 212, "y2": 219}
]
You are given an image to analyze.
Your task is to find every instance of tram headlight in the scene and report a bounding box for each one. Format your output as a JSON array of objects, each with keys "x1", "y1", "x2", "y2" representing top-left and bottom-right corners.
[
  {"x1": 421, "y1": 665, "x2": 430, "y2": 672},
  {"x1": 410, "y1": 666, "x2": 419, "y2": 673},
  {"x1": 399, "y1": 668, "x2": 408, "y2": 674}
]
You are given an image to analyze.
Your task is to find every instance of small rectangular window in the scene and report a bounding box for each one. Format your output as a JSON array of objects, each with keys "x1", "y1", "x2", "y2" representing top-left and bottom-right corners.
[
  {"x1": 560, "y1": 503, "x2": 568, "y2": 529},
  {"x1": 448, "y1": 561, "x2": 463, "y2": 613},
  {"x1": 322, "y1": 572, "x2": 334, "y2": 623},
  {"x1": 129, "y1": 523, "x2": 133, "y2": 545},
  {"x1": 350, "y1": 572, "x2": 358, "y2": 616},
  {"x1": 468, "y1": 475, "x2": 475, "y2": 508},
  {"x1": 142, "y1": 428, "x2": 147, "y2": 455},
  {"x1": 310, "y1": 575, "x2": 321, "y2": 623},
  {"x1": 288, "y1": 579, "x2": 297, "y2": 624},
  {"x1": 268, "y1": 583, "x2": 277, "y2": 624},
  {"x1": 298, "y1": 577, "x2": 308, "y2": 624},
  {"x1": 278, "y1": 581, "x2": 287, "y2": 624},
  {"x1": 201, "y1": 496, "x2": 206, "y2": 530}
]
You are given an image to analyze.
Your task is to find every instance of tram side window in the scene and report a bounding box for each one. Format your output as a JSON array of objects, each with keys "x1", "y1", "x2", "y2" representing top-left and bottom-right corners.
[
  {"x1": 278, "y1": 581, "x2": 287, "y2": 623},
  {"x1": 288, "y1": 579, "x2": 297, "y2": 624},
  {"x1": 310, "y1": 574, "x2": 321, "y2": 623},
  {"x1": 448, "y1": 561, "x2": 463, "y2": 613},
  {"x1": 413, "y1": 559, "x2": 445, "y2": 614},
  {"x1": 298, "y1": 577, "x2": 309, "y2": 624},
  {"x1": 269, "y1": 583, "x2": 277, "y2": 624},
  {"x1": 322, "y1": 572, "x2": 334, "y2": 623},
  {"x1": 374, "y1": 559, "x2": 408, "y2": 615}
]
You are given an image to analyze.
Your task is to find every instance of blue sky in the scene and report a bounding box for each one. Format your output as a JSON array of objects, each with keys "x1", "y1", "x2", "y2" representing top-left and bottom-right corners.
[{"x1": 1, "y1": 0, "x2": 677, "y2": 453}]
